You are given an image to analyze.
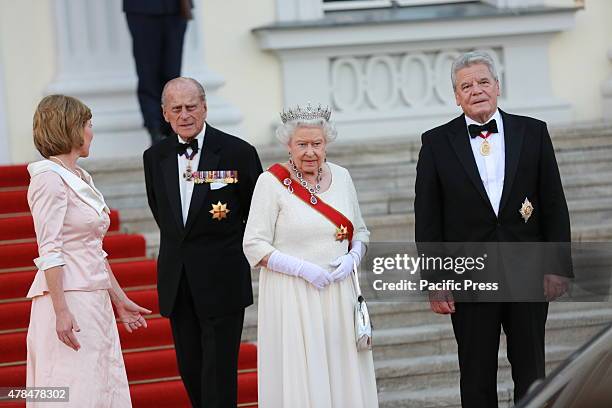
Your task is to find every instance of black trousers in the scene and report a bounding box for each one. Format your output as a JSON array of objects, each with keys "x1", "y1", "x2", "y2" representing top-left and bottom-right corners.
[
  {"x1": 169, "y1": 275, "x2": 245, "y2": 408},
  {"x1": 126, "y1": 13, "x2": 187, "y2": 133},
  {"x1": 450, "y1": 302, "x2": 548, "y2": 408}
]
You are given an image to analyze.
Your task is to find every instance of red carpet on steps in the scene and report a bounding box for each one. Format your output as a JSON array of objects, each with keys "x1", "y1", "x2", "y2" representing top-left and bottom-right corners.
[
  {"x1": 0, "y1": 163, "x2": 258, "y2": 407},
  {"x1": 0, "y1": 346, "x2": 257, "y2": 393},
  {"x1": 0, "y1": 190, "x2": 28, "y2": 214},
  {"x1": 0, "y1": 289, "x2": 161, "y2": 331},
  {"x1": 0, "y1": 259, "x2": 157, "y2": 299},
  {"x1": 0, "y1": 210, "x2": 120, "y2": 241},
  {"x1": 0, "y1": 164, "x2": 28, "y2": 188},
  {"x1": 0, "y1": 233, "x2": 146, "y2": 269}
]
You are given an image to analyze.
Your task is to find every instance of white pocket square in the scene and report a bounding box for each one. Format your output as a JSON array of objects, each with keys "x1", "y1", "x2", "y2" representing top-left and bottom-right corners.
[{"x1": 210, "y1": 182, "x2": 228, "y2": 190}]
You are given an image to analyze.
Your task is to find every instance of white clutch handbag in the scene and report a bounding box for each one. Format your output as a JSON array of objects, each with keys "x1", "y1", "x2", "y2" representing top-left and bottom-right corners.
[{"x1": 352, "y1": 261, "x2": 372, "y2": 351}]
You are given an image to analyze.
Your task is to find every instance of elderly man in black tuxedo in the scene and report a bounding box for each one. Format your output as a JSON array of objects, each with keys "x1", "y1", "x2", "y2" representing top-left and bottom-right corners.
[
  {"x1": 415, "y1": 51, "x2": 572, "y2": 407},
  {"x1": 124, "y1": 0, "x2": 193, "y2": 144},
  {"x1": 143, "y1": 77, "x2": 263, "y2": 407}
]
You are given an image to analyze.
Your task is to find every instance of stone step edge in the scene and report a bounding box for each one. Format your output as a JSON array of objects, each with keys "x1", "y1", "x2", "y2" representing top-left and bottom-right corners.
[
  {"x1": 378, "y1": 381, "x2": 514, "y2": 405},
  {"x1": 374, "y1": 345, "x2": 573, "y2": 379},
  {"x1": 372, "y1": 308, "x2": 612, "y2": 347},
  {"x1": 241, "y1": 304, "x2": 612, "y2": 333}
]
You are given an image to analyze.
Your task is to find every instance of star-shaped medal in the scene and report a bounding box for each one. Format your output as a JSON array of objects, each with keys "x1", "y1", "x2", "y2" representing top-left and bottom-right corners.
[
  {"x1": 335, "y1": 224, "x2": 349, "y2": 242},
  {"x1": 519, "y1": 198, "x2": 534, "y2": 223},
  {"x1": 210, "y1": 201, "x2": 230, "y2": 221}
]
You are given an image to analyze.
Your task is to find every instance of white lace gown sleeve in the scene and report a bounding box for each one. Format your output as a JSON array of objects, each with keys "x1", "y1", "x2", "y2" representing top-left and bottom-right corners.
[{"x1": 243, "y1": 171, "x2": 281, "y2": 267}]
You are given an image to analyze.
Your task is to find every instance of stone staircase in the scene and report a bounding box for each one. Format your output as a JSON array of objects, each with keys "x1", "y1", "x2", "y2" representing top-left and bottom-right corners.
[{"x1": 81, "y1": 121, "x2": 612, "y2": 407}]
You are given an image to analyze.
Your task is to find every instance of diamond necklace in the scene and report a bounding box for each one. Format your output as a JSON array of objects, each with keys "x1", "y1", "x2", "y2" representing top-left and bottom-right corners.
[{"x1": 289, "y1": 160, "x2": 322, "y2": 205}]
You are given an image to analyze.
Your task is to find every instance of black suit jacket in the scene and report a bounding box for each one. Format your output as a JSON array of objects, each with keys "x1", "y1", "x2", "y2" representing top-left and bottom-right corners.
[
  {"x1": 415, "y1": 110, "x2": 572, "y2": 285},
  {"x1": 123, "y1": 0, "x2": 192, "y2": 15},
  {"x1": 143, "y1": 124, "x2": 263, "y2": 317}
]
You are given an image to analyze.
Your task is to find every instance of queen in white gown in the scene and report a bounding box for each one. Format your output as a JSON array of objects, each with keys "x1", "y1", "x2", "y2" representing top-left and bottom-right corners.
[{"x1": 243, "y1": 105, "x2": 379, "y2": 408}]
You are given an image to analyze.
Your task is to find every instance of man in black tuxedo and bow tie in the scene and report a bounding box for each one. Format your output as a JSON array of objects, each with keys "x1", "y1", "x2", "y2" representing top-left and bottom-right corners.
[
  {"x1": 143, "y1": 77, "x2": 263, "y2": 407},
  {"x1": 414, "y1": 51, "x2": 572, "y2": 407}
]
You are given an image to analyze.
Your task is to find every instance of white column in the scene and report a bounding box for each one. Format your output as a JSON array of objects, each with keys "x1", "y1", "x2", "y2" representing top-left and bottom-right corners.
[
  {"x1": 47, "y1": 0, "x2": 242, "y2": 159},
  {"x1": 602, "y1": 48, "x2": 612, "y2": 121},
  {"x1": 0, "y1": 60, "x2": 10, "y2": 164}
]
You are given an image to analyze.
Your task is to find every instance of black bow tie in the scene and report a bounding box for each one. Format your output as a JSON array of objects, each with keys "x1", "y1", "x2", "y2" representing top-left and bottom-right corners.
[
  {"x1": 176, "y1": 138, "x2": 199, "y2": 158},
  {"x1": 468, "y1": 119, "x2": 498, "y2": 138}
]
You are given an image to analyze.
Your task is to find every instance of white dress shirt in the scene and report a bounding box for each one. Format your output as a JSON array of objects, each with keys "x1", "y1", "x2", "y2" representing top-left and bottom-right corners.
[
  {"x1": 177, "y1": 124, "x2": 206, "y2": 225},
  {"x1": 466, "y1": 109, "x2": 505, "y2": 216}
]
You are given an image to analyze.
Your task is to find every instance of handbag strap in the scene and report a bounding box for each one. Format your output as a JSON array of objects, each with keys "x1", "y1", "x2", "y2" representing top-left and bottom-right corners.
[{"x1": 351, "y1": 260, "x2": 363, "y2": 299}]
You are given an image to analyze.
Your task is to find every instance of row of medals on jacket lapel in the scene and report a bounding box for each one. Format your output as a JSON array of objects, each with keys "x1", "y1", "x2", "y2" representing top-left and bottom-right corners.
[{"x1": 182, "y1": 159, "x2": 237, "y2": 221}]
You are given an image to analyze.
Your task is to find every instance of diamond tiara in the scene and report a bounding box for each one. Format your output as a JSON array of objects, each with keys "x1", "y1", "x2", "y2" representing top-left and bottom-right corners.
[{"x1": 280, "y1": 103, "x2": 331, "y2": 124}]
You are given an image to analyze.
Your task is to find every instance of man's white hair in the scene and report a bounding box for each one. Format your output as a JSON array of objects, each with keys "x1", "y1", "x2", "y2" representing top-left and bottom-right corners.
[
  {"x1": 451, "y1": 51, "x2": 499, "y2": 90},
  {"x1": 161, "y1": 77, "x2": 207, "y2": 106}
]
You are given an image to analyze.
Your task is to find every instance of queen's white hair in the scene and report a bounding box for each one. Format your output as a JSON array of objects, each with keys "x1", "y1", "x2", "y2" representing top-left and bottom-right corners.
[
  {"x1": 275, "y1": 118, "x2": 338, "y2": 145},
  {"x1": 451, "y1": 51, "x2": 499, "y2": 90}
]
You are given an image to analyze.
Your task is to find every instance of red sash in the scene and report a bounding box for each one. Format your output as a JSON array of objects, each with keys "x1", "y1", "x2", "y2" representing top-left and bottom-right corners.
[{"x1": 268, "y1": 163, "x2": 354, "y2": 244}]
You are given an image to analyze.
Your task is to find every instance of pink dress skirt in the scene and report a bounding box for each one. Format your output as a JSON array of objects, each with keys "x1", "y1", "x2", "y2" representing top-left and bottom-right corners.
[{"x1": 26, "y1": 290, "x2": 131, "y2": 407}]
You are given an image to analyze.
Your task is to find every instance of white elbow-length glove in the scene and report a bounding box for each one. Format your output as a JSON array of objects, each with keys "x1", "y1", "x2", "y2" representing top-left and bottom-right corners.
[
  {"x1": 268, "y1": 250, "x2": 332, "y2": 290},
  {"x1": 329, "y1": 241, "x2": 366, "y2": 282}
]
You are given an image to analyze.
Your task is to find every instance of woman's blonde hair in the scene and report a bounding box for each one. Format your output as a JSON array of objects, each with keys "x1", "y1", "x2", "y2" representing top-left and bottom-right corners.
[{"x1": 33, "y1": 95, "x2": 92, "y2": 158}]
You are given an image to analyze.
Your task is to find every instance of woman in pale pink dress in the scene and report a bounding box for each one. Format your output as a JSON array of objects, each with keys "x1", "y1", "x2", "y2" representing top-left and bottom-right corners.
[{"x1": 25, "y1": 95, "x2": 151, "y2": 407}]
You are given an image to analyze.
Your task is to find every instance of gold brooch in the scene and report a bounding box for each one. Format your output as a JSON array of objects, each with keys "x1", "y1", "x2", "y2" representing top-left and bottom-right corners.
[
  {"x1": 335, "y1": 225, "x2": 349, "y2": 242},
  {"x1": 210, "y1": 201, "x2": 230, "y2": 221},
  {"x1": 519, "y1": 198, "x2": 534, "y2": 223}
]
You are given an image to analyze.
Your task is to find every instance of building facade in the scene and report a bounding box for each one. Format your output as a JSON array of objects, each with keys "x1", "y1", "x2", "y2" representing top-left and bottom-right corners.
[{"x1": 0, "y1": 0, "x2": 610, "y2": 163}]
